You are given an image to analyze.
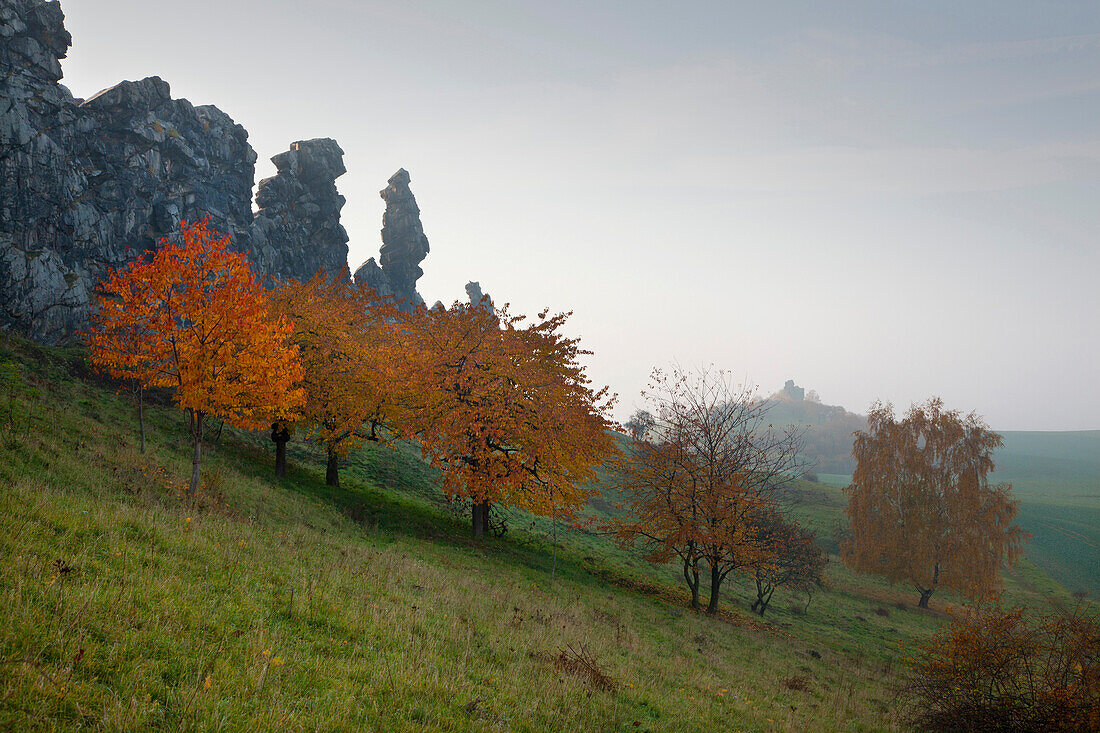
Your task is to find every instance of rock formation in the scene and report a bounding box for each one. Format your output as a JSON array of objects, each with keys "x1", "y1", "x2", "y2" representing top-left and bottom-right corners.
[
  {"x1": 2, "y1": 0, "x2": 96, "y2": 340},
  {"x1": 0, "y1": 0, "x2": 353, "y2": 342},
  {"x1": 353, "y1": 169, "x2": 429, "y2": 310},
  {"x1": 465, "y1": 281, "x2": 494, "y2": 314},
  {"x1": 250, "y1": 138, "x2": 350, "y2": 284}
]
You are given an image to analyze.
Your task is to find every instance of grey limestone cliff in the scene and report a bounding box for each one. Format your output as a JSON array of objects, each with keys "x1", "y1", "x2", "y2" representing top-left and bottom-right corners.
[{"x1": 0, "y1": 0, "x2": 354, "y2": 342}]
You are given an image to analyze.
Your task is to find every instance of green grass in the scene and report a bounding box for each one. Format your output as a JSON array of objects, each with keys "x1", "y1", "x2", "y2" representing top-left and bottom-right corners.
[
  {"x1": 990, "y1": 432, "x2": 1100, "y2": 597},
  {"x1": 815, "y1": 474, "x2": 853, "y2": 490},
  {"x1": 0, "y1": 337, "x2": 1082, "y2": 730}
]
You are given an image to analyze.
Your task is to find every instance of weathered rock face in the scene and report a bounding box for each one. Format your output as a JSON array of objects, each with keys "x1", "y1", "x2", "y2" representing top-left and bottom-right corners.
[
  {"x1": 465, "y1": 281, "x2": 494, "y2": 314},
  {"x1": 2, "y1": 0, "x2": 91, "y2": 340},
  {"x1": 0, "y1": 0, "x2": 352, "y2": 342},
  {"x1": 353, "y1": 168, "x2": 429, "y2": 310},
  {"x1": 78, "y1": 76, "x2": 257, "y2": 249},
  {"x1": 250, "y1": 138, "x2": 349, "y2": 284}
]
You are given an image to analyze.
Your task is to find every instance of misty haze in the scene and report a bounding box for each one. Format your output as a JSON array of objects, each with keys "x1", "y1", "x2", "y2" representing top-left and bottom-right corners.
[{"x1": 1, "y1": 0, "x2": 1097, "y2": 730}]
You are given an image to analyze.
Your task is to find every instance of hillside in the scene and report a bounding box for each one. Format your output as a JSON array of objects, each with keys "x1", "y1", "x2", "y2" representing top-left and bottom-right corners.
[
  {"x1": 0, "y1": 338, "x2": 1081, "y2": 730},
  {"x1": 760, "y1": 390, "x2": 864, "y2": 476}
]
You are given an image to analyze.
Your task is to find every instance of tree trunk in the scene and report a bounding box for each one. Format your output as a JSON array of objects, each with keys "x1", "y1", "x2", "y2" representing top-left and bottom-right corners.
[
  {"x1": 683, "y1": 557, "x2": 700, "y2": 610},
  {"x1": 918, "y1": 564, "x2": 939, "y2": 608},
  {"x1": 325, "y1": 448, "x2": 339, "y2": 488},
  {"x1": 757, "y1": 588, "x2": 774, "y2": 616},
  {"x1": 706, "y1": 563, "x2": 722, "y2": 615},
  {"x1": 137, "y1": 384, "x2": 145, "y2": 453},
  {"x1": 472, "y1": 500, "x2": 490, "y2": 538},
  {"x1": 188, "y1": 410, "x2": 203, "y2": 497},
  {"x1": 275, "y1": 438, "x2": 287, "y2": 478},
  {"x1": 271, "y1": 423, "x2": 290, "y2": 478}
]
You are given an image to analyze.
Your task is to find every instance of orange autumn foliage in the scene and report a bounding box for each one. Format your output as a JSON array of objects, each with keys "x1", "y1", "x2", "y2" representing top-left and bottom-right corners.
[
  {"x1": 270, "y1": 271, "x2": 403, "y2": 487},
  {"x1": 396, "y1": 301, "x2": 618, "y2": 536},
  {"x1": 842, "y1": 398, "x2": 1027, "y2": 608},
  {"x1": 904, "y1": 602, "x2": 1100, "y2": 731},
  {"x1": 88, "y1": 219, "x2": 304, "y2": 495}
]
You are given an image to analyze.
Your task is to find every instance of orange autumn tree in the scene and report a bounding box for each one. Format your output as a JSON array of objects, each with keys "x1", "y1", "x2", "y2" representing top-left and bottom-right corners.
[
  {"x1": 270, "y1": 271, "x2": 403, "y2": 487},
  {"x1": 85, "y1": 270, "x2": 160, "y2": 453},
  {"x1": 613, "y1": 367, "x2": 805, "y2": 613},
  {"x1": 842, "y1": 398, "x2": 1027, "y2": 608},
  {"x1": 398, "y1": 300, "x2": 618, "y2": 537},
  {"x1": 89, "y1": 219, "x2": 304, "y2": 496}
]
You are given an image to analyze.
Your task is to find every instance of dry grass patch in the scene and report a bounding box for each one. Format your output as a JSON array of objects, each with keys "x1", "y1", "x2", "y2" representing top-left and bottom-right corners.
[{"x1": 548, "y1": 645, "x2": 617, "y2": 692}]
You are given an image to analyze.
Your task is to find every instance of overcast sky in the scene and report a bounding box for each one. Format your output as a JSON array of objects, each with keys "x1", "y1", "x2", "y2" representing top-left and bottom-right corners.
[{"x1": 58, "y1": 0, "x2": 1099, "y2": 430}]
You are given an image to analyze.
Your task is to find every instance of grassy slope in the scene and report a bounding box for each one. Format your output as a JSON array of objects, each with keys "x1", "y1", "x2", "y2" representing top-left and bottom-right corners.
[
  {"x1": 992, "y1": 430, "x2": 1100, "y2": 598},
  {"x1": 0, "y1": 338, "x2": 1079, "y2": 731}
]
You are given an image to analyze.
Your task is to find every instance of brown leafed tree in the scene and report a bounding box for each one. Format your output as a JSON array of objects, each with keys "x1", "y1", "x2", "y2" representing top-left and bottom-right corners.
[
  {"x1": 842, "y1": 398, "x2": 1027, "y2": 608},
  {"x1": 613, "y1": 366, "x2": 805, "y2": 614},
  {"x1": 748, "y1": 509, "x2": 827, "y2": 616}
]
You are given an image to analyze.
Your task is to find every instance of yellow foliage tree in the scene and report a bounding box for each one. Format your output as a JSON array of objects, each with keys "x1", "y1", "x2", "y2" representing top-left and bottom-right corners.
[
  {"x1": 398, "y1": 301, "x2": 618, "y2": 537},
  {"x1": 842, "y1": 398, "x2": 1027, "y2": 608},
  {"x1": 270, "y1": 271, "x2": 402, "y2": 487}
]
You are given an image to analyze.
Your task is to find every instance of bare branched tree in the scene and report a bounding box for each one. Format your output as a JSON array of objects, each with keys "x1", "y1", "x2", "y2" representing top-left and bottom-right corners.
[{"x1": 613, "y1": 365, "x2": 806, "y2": 614}]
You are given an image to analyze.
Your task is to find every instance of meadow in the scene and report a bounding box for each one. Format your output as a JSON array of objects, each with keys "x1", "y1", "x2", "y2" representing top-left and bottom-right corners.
[{"x1": 0, "y1": 337, "x2": 1082, "y2": 730}]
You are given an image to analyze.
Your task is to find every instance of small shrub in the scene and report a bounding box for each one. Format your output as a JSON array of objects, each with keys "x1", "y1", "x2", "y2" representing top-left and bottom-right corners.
[
  {"x1": 551, "y1": 645, "x2": 616, "y2": 692},
  {"x1": 903, "y1": 602, "x2": 1100, "y2": 732},
  {"x1": 784, "y1": 675, "x2": 811, "y2": 692}
]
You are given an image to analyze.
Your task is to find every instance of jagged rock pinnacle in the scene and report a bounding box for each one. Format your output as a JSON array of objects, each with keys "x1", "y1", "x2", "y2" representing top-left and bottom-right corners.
[{"x1": 353, "y1": 168, "x2": 430, "y2": 310}]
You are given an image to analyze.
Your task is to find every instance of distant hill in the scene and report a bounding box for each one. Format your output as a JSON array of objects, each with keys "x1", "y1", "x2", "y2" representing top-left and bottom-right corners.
[
  {"x1": 763, "y1": 382, "x2": 864, "y2": 475},
  {"x1": 994, "y1": 430, "x2": 1100, "y2": 500}
]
